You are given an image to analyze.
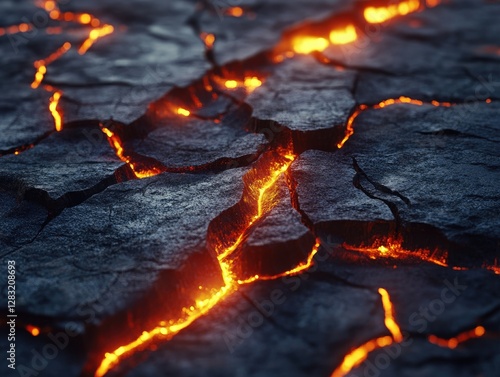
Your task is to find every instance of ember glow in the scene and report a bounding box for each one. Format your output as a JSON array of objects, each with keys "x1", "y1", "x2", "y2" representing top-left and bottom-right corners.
[
  {"x1": 428, "y1": 326, "x2": 486, "y2": 349},
  {"x1": 293, "y1": 37, "x2": 329, "y2": 54},
  {"x1": 330, "y1": 24, "x2": 357, "y2": 45},
  {"x1": 226, "y1": 6, "x2": 244, "y2": 17},
  {"x1": 26, "y1": 325, "x2": 40, "y2": 336},
  {"x1": 222, "y1": 76, "x2": 263, "y2": 92},
  {"x1": 94, "y1": 150, "x2": 306, "y2": 377},
  {"x1": 79, "y1": 24, "x2": 114, "y2": 55},
  {"x1": 338, "y1": 96, "x2": 455, "y2": 148},
  {"x1": 343, "y1": 236, "x2": 448, "y2": 267},
  {"x1": 378, "y1": 288, "x2": 403, "y2": 342},
  {"x1": 49, "y1": 91, "x2": 63, "y2": 132},
  {"x1": 201, "y1": 32, "x2": 215, "y2": 49},
  {"x1": 31, "y1": 42, "x2": 71, "y2": 89},
  {"x1": 101, "y1": 126, "x2": 162, "y2": 179},
  {"x1": 364, "y1": 0, "x2": 421, "y2": 24},
  {"x1": 177, "y1": 107, "x2": 191, "y2": 117},
  {"x1": 331, "y1": 288, "x2": 402, "y2": 377},
  {"x1": 331, "y1": 289, "x2": 487, "y2": 377},
  {"x1": 0, "y1": 22, "x2": 32, "y2": 36}
]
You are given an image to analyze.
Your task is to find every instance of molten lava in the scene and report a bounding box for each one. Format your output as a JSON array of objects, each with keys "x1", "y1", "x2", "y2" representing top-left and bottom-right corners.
[
  {"x1": 94, "y1": 150, "x2": 313, "y2": 376},
  {"x1": 338, "y1": 96, "x2": 455, "y2": 148},
  {"x1": 343, "y1": 236, "x2": 448, "y2": 267},
  {"x1": 26, "y1": 325, "x2": 40, "y2": 336},
  {"x1": 31, "y1": 42, "x2": 71, "y2": 89},
  {"x1": 201, "y1": 33, "x2": 215, "y2": 49},
  {"x1": 0, "y1": 23, "x2": 32, "y2": 36},
  {"x1": 177, "y1": 107, "x2": 191, "y2": 117},
  {"x1": 428, "y1": 326, "x2": 485, "y2": 349},
  {"x1": 49, "y1": 91, "x2": 63, "y2": 132},
  {"x1": 292, "y1": 37, "x2": 329, "y2": 54},
  {"x1": 226, "y1": 7, "x2": 244, "y2": 17},
  {"x1": 100, "y1": 126, "x2": 162, "y2": 179},
  {"x1": 330, "y1": 24, "x2": 357, "y2": 45},
  {"x1": 331, "y1": 288, "x2": 487, "y2": 377},
  {"x1": 331, "y1": 288, "x2": 402, "y2": 377},
  {"x1": 364, "y1": 0, "x2": 421, "y2": 24}
]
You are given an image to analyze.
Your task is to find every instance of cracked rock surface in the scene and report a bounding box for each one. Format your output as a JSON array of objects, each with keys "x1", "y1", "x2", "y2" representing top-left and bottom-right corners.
[{"x1": 1, "y1": 0, "x2": 500, "y2": 377}]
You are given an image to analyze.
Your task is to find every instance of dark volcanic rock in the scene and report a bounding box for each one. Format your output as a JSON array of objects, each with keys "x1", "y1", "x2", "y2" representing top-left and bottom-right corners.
[
  {"x1": 1, "y1": 0, "x2": 500, "y2": 377},
  {"x1": 0, "y1": 167, "x2": 247, "y2": 321}
]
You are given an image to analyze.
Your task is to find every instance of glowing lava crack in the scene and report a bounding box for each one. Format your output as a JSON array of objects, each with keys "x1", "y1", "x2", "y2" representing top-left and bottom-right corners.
[{"x1": 330, "y1": 288, "x2": 487, "y2": 377}]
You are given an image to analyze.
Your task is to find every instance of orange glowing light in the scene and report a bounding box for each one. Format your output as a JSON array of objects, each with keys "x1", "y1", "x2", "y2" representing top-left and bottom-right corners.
[
  {"x1": 43, "y1": 0, "x2": 56, "y2": 11},
  {"x1": 31, "y1": 42, "x2": 71, "y2": 89},
  {"x1": 338, "y1": 97, "x2": 455, "y2": 148},
  {"x1": 95, "y1": 150, "x2": 297, "y2": 376},
  {"x1": 79, "y1": 13, "x2": 92, "y2": 24},
  {"x1": 237, "y1": 240, "x2": 321, "y2": 284},
  {"x1": 49, "y1": 91, "x2": 63, "y2": 132},
  {"x1": 216, "y1": 153, "x2": 296, "y2": 261},
  {"x1": 220, "y1": 77, "x2": 262, "y2": 92},
  {"x1": 226, "y1": 7, "x2": 244, "y2": 17},
  {"x1": 177, "y1": 108, "x2": 191, "y2": 117},
  {"x1": 26, "y1": 325, "x2": 40, "y2": 336},
  {"x1": 330, "y1": 24, "x2": 357, "y2": 45},
  {"x1": 244, "y1": 76, "x2": 263, "y2": 91},
  {"x1": 0, "y1": 23, "x2": 32, "y2": 36},
  {"x1": 225, "y1": 80, "x2": 238, "y2": 89},
  {"x1": 426, "y1": 0, "x2": 441, "y2": 7},
  {"x1": 343, "y1": 236, "x2": 449, "y2": 267},
  {"x1": 201, "y1": 33, "x2": 215, "y2": 49},
  {"x1": 331, "y1": 288, "x2": 402, "y2": 377},
  {"x1": 378, "y1": 288, "x2": 403, "y2": 342},
  {"x1": 364, "y1": 0, "x2": 421, "y2": 24},
  {"x1": 428, "y1": 326, "x2": 485, "y2": 349},
  {"x1": 331, "y1": 288, "x2": 488, "y2": 377},
  {"x1": 292, "y1": 37, "x2": 329, "y2": 54},
  {"x1": 101, "y1": 127, "x2": 162, "y2": 179},
  {"x1": 331, "y1": 336, "x2": 394, "y2": 377},
  {"x1": 94, "y1": 264, "x2": 235, "y2": 377},
  {"x1": 79, "y1": 24, "x2": 114, "y2": 55}
]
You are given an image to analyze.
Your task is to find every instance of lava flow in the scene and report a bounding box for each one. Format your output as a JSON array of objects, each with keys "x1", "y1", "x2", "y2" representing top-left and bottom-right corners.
[
  {"x1": 93, "y1": 148, "x2": 327, "y2": 377},
  {"x1": 337, "y1": 96, "x2": 454, "y2": 148},
  {"x1": 100, "y1": 126, "x2": 163, "y2": 179},
  {"x1": 428, "y1": 326, "x2": 485, "y2": 349},
  {"x1": 331, "y1": 288, "x2": 487, "y2": 377},
  {"x1": 331, "y1": 288, "x2": 402, "y2": 377},
  {"x1": 343, "y1": 236, "x2": 448, "y2": 267}
]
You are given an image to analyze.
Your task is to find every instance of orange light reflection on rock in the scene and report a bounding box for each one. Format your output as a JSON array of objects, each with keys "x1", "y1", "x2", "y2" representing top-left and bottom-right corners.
[
  {"x1": 95, "y1": 151, "x2": 300, "y2": 377},
  {"x1": 177, "y1": 108, "x2": 191, "y2": 117},
  {"x1": 237, "y1": 240, "x2": 321, "y2": 285},
  {"x1": 292, "y1": 37, "x2": 329, "y2": 54}
]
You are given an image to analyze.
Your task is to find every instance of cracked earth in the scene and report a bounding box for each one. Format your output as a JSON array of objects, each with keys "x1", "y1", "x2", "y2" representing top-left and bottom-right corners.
[{"x1": 1, "y1": 0, "x2": 500, "y2": 376}]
